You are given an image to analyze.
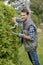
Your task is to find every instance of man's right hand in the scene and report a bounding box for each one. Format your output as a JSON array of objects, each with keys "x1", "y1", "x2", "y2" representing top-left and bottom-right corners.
[{"x1": 12, "y1": 17, "x2": 16, "y2": 23}]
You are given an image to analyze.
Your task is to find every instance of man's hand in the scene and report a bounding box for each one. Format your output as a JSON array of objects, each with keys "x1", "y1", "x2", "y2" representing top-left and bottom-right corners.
[
  {"x1": 17, "y1": 33, "x2": 30, "y2": 40},
  {"x1": 17, "y1": 33, "x2": 25, "y2": 38},
  {"x1": 12, "y1": 17, "x2": 16, "y2": 23}
]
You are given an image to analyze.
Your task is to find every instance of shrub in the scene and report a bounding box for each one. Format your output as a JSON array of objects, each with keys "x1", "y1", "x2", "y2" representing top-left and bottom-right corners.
[{"x1": 0, "y1": 1, "x2": 19, "y2": 65}]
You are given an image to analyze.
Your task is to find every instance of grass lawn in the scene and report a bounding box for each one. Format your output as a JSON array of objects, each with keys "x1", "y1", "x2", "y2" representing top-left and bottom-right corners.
[
  {"x1": 19, "y1": 31, "x2": 43, "y2": 65},
  {"x1": 38, "y1": 32, "x2": 43, "y2": 65}
]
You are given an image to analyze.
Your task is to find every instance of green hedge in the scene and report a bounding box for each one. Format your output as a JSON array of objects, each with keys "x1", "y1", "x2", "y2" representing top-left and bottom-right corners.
[{"x1": 0, "y1": 2, "x2": 19, "y2": 65}]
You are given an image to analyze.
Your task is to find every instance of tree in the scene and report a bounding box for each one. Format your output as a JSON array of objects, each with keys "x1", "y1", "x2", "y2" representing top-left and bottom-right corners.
[{"x1": 30, "y1": 0, "x2": 43, "y2": 23}]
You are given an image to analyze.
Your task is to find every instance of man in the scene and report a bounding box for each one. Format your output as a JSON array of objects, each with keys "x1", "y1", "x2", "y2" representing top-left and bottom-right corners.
[{"x1": 12, "y1": 8, "x2": 40, "y2": 65}]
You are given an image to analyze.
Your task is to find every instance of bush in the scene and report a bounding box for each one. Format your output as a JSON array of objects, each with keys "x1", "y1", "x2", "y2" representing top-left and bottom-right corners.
[
  {"x1": 0, "y1": 59, "x2": 15, "y2": 65},
  {"x1": 0, "y1": 2, "x2": 19, "y2": 65}
]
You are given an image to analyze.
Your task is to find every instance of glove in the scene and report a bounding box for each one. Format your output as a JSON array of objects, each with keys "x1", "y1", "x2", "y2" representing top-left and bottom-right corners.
[{"x1": 17, "y1": 33, "x2": 25, "y2": 38}]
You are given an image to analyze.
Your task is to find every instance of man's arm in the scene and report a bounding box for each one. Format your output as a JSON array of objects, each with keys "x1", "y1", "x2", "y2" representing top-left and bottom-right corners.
[
  {"x1": 16, "y1": 25, "x2": 36, "y2": 41},
  {"x1": 24, "y1": 25, "x2": 36, "y2": 41},
  {"x1": 12, "y1": 17, "x2": 22, "y2": 23},
  {"x1": 16, "y1": 18, "x2": 22, "y2": 23}
]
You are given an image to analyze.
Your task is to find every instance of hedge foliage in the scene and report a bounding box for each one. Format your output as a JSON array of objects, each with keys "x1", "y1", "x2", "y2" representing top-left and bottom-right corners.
[{"x1": 0, "y1": 2, "x2": 20, "y2": 65}]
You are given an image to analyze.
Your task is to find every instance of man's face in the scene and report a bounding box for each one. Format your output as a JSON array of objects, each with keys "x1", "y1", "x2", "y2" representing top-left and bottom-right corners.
[{"x1": 21, "y1": 12, "x2": 29, "y2": 21}]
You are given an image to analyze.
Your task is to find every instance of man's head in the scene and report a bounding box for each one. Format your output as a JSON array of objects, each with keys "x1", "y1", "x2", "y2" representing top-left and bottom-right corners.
[{"x1": 21, "y1": 8, "x2": 29, "y2": 21}]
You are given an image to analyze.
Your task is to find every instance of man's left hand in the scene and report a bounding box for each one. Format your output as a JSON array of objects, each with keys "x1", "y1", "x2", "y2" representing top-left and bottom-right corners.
[{"x1": 17, "y1": 33, "x2": 25, "y2": 38}]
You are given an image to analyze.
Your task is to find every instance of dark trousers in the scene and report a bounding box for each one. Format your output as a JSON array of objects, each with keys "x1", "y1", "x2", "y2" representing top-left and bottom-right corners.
[{"x1": 27, "y1": 50, "x2": 40, "y2": 65}]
